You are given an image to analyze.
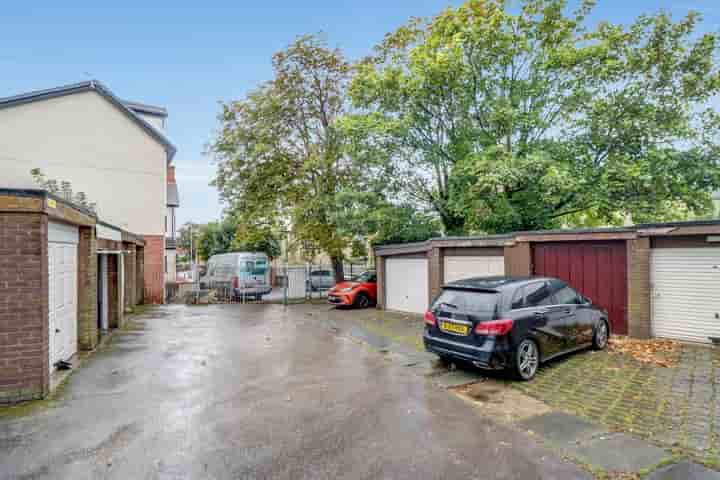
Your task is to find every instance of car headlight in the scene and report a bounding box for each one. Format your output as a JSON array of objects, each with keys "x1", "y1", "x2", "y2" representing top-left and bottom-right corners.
[{"x1": 340, "y1": 287, "x2": 354, "y2": 292}]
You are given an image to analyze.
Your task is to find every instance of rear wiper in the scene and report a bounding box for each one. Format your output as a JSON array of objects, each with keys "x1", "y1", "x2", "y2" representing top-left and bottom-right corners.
[{"x1": 439, "y1": 302, "x2": 458, "y2": 310}]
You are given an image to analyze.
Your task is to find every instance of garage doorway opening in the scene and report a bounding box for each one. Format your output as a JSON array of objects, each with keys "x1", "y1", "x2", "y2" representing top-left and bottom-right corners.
[{"x1": 97, "y1": 254, "x2": 109, "y2": 332}]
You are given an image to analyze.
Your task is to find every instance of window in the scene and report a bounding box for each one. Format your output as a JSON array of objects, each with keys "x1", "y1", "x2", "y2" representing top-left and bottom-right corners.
[
  {"x1": 554, "y1": 286, "x2": 582, "y2": 305},
  {"x1": 510, "y1": 287, "x2": 525, "y2": 310},
  {"x1": 524, "y1": 282, "x2": 553, "y2": 307},
  {"x1": 433, "y1": 289, "x2": 498, "y2": 315},
  {"x1": 354, "y1": 271, "x2": 376, "y2": 283}
]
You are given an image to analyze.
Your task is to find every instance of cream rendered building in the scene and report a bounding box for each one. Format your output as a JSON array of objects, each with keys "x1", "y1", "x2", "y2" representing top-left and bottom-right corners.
[{"x1": 0, "y1": 80, "x2": 177, "y2": 303}]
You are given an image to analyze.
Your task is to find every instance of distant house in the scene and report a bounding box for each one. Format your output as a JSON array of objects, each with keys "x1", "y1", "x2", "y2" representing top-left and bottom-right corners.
[{"x1": 0, "y1": 80, "x2": 178, "y2": 303}]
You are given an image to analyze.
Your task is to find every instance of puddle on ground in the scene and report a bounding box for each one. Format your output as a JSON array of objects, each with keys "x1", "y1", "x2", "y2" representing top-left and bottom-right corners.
[{"x1": 451, "y1": 380, "x2": 551, "y2": 423}]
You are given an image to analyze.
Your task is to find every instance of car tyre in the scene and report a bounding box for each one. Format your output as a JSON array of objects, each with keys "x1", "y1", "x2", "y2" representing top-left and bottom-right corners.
[
  {"x1": 354, "y1": 292, "x2": 370, "y2": 309},
  {"x1": 514, "y1": 339, "x2": 540, "y2": 381},
  {"x1": 437, "y1": 354, "x2": 452, "y2": 367},
  {"x1": 592, "y1": 319, "x2": 609, "y2": 350}
]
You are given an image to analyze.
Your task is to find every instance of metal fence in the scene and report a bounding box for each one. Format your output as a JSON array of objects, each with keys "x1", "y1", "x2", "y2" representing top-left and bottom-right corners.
[
  {"x1": 181, "y1": 261, "x2": 372, "y2": 305},
  {"x1": 274, "y1": 262, "x2": 371, "y2": 303}
]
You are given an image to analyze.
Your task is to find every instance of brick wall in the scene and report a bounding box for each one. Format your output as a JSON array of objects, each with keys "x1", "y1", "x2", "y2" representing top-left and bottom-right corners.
[
  {"x1": 143, "y1": 235, "x2": 164, "y2": 304},
  {"x1": 0, "y1": 213, "x2": 49, "y2": 402},
  {"x1": 136, "y1": 246, "x2": 145, "y2": 304},
  {"x1": 124, "y1": 243, "x2": 136, "y2": 310},
  {"x1": 428, "y1": 247, "x2": 443, "y2": 305},
  {"x1": 375, "y1": 255, "x2": 385, "y2": 308},
  {"x1": 627, "y1": 237, "x2": 651, "y2": 339},
  {"x1": 77, "y1": 226, "x2": 98, "y2": 350}
]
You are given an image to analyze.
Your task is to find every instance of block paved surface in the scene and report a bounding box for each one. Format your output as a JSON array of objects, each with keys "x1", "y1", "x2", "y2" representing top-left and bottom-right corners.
[
  {"x1": 0, "y1": 304, "x2": 588, "y2": 479},
  {"x1": 514, "y1": 342, "x2": 720, "y2": 465},
  {"x1": 323, "y1": 304, "x2": 720, "y2": 468}
]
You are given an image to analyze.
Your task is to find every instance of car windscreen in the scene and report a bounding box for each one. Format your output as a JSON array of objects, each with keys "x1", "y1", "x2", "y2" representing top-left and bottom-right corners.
[
  {"x1": 252, "y1": 260, "x2": 268, "y2": 276},
  {"x1": 353, "y1": 271, "x2": 376, "y2": 283},
  {"x1": 239, "y1": 260, "x2": 268, "y2": 276},
  {"x1": 432, "y1": 289, "x2": 498, "y2": 315}
]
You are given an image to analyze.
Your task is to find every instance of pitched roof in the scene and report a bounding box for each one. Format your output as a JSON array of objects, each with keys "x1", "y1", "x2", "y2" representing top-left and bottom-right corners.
[
  {"x1": 123, "y1": 99, "x2": 168, "y2": 117},
  {"x1": 0, "y1": 80, "x2": 176, "y2": 161}
]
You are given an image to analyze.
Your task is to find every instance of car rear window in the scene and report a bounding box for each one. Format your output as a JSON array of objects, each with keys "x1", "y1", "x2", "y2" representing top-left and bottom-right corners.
[{"x1": 433, "y1": 289, "x2": 498, "y2": 314}]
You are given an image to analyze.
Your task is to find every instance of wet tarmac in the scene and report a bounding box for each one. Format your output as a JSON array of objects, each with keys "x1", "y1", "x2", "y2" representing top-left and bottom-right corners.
[{"x1": 0, "y1": 304, "x2": 589, "y2": 479}]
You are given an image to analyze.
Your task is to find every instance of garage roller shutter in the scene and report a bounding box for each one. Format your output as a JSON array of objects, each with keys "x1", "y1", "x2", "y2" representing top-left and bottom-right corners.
[
  {"x1": 651, "y1": 248, "x2": 720, "y2": 344},
  {"x1": 443, "y1": 256, "x2": 504, "y2": 284},
  {"x1": 385, "y1": 258, "x2": 428, "y2": 314}
]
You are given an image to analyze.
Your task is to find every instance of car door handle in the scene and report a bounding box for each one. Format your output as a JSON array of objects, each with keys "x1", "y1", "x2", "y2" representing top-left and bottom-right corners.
[{"x1": 534, "y1": 311, "x2": 546, "y2": 318}]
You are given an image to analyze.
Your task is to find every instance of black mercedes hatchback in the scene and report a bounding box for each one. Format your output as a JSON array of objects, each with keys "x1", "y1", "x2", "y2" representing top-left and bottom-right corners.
[{"x1": 423, "y1": 276, "x2": 610, "y2": 380}]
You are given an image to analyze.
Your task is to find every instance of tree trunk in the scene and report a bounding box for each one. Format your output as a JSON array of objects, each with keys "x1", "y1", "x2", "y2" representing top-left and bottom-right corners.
[
  {"x1": 439, "y1": 210, "x2": 466, "y2": 236},
  {"x1": 331, "y1": 255, "x2": 345, "y2": 284}
]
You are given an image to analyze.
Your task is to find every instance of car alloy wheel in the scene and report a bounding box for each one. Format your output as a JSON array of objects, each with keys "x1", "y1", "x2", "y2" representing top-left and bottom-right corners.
[
  {"x1": 593, "y1": 321, "x2": 609, "y2": 350},
  {"x1": 357, "y1": 294, "x2": 369, "y2": 308},
  {"x1": 516, "y1": 339, "x2": 539, "y2": 381}
]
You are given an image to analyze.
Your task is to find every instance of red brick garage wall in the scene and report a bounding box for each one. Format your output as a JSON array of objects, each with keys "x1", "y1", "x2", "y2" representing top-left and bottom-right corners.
[
  {"x1": 533, "y1": 241, "x2": 628, "y2": 335},
  {"x1": 143, "y1": 235, "x2": 164, "y2": 304},
  {"x1": 0, "y1": 213, "x2": 49, "y2": 402}
]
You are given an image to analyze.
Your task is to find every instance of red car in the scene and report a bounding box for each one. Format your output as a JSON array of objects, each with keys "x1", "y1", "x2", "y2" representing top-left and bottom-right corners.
[{"x1": 328, "y1": 271, "x2": 377, "y2": 308}]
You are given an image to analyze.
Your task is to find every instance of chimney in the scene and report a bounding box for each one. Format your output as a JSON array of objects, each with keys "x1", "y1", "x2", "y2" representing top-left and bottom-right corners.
[{"x1": 167, "y1": 166, "x2": 176, "y2": 184}]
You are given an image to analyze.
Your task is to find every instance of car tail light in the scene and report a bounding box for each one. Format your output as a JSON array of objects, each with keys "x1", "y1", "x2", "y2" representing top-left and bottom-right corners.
[
  {"x1": 232, "y1": 276, "x2": 239, "y2": 289},
  {"x1": 475, "y1": 319, "x2": 513, "y2": 336},
  {"x1": 424, "y1": 310, "x2": 437, "y2": 326}
]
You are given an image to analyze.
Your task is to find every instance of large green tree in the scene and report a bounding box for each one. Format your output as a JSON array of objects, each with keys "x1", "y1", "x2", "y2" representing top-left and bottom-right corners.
[
  {"x1": 196, "y1": 220, "x2": 236, "y2": 260},
  {"x1": 211, "y1": 35, "x2": 382, "y2": 281},
  {"x1": 351, "y1": 0, "x2": 720, "y2": 233}
]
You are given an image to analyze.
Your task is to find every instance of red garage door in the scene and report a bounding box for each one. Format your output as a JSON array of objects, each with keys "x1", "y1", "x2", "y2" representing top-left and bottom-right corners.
[{"x1": 533, "y1": 241, "x2": 628, "y2": 335}]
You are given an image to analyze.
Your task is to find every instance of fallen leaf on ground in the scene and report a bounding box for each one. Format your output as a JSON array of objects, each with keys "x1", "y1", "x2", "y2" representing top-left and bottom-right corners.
[{"x1": 608, "y1": 336, "x2": 679, "y2": 367}]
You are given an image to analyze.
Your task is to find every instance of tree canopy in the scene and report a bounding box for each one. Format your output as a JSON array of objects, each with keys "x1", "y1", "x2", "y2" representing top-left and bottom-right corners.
[
  {"x1": 211, "y1": 35, "x2": 372, "y2": 281},
  {"x1": 350, "y1": 0, "x2": 720, "y2": 233},
  {"x1": 211, "y1": 0, "x2": 720, "y2": 255}
]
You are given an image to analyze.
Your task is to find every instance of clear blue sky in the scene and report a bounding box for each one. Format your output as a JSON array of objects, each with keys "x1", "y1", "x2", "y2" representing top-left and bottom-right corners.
[{"x1": 2, "y1": 1, "x2": 718, "y2": 226}]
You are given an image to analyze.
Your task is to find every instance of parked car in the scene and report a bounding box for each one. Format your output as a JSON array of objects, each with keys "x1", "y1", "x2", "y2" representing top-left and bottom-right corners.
[
  {"x1": 423, "y1": 276, "x2": 609, "y2": 380},
  {"x1": 199, "y1": 252, "x2": 272, "y2": 300},
  {"x1": 307, "y1": 269, "x2": 335, "y2": 291},
  {"x1": 328, "y1": 270, "x2": 377, "y2": 308}
]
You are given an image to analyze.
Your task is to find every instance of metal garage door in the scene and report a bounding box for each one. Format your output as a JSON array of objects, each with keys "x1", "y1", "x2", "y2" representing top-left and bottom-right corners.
[
  {"x1": 444, "y1": 256, "x2": 505, "y2": 284},
  {"x1": 48, "y1": 221, "x2": 79, "y2": 371},
  {"x1": 385, "y1": 258, "x2": 428, "y2": 314},
  {"x1": 533, "y1": 241, "x2": 628, "y2": 334},
  {"x1": 651, "y1": 248, "x2": 720, "y2": 343}
]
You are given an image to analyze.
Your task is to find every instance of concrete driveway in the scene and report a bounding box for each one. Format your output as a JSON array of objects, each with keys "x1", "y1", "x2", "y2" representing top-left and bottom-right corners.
[{"x1": 0, "y1": 304, "x2": 588, "y2": 479}]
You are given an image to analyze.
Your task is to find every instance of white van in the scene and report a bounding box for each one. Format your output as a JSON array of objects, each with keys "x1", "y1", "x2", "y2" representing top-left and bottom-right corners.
[{"x1": 200, "y1": 252, "x2": 272, "y2": 300}]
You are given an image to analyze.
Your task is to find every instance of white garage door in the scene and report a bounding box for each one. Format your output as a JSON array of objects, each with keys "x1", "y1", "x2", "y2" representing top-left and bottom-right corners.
[
  {"x1": 651, "y1": 248, "x2": 720, "y2": 343},
  {"x1": 48, "y1": 221, "x2": 79, "y2": 371},
  {"x1": 443, "y1": 255, "x2": 505, "y2": 284},
  {"x1": 385, "y1": 258, "x2": 428, "y2": 314}
]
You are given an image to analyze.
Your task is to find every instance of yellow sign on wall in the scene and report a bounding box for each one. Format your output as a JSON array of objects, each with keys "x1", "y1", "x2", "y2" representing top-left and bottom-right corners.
[{"x1": 47, "y1": 198, "x2": 57, "y2": 209}]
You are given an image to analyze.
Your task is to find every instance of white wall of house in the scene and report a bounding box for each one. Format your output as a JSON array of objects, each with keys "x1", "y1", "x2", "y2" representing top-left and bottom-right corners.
[{"x1": 0, "y1": 91, "x2": 167, "y2": 235}]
